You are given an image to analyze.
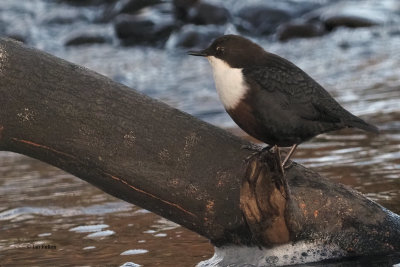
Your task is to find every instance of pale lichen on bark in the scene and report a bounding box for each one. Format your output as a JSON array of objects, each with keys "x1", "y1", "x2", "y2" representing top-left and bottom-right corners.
[{"x1": 0, "y1": 43, "x2": 8, "y2": 76}]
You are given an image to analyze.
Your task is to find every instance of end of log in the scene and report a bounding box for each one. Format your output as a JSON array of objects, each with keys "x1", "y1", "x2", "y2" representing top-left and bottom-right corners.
[{"x1": 240, "y1": 151, "x2": 290, "y2": 247}]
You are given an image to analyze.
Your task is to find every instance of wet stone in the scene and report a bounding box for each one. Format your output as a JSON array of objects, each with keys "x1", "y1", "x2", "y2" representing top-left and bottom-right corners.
[
  {"x1": 114, "y1": 11, "x2": 176, "y2": 46},
  {"x1": 101, "y1": 0, "x2": 165, "y2": 22},
  {"x1": 304, "y1": 2, "x2": 386, "y2": 31},
  {"x1": 173, "y1": 0, "x2": 199, "y2": 21},
  {"x1": 338, "y1": 41, "x2": 351, "y2": 50},
  {"x1": 65, "y1": 34, "x2": 110, "y2": 46},
  {"x1": 277, "y1": 22, "x2": 325, "y2": 42},
  {"x1": 115, "y1": 0, "x2": 162, "y2": 14},
  {"x1": 58, "y1": 0, "x2": 118, "y2": 6},
  {"x1": 166, "y1": 24, "x2": 223, "y2": 49},
  {"x1": 389, "y1": 29, "x2": 400, "y2": 36},
  {"x1": 236, "y1": 5, "x2": 292, "y2": 35},
  {"x1": 324, "y1": 15, "x2": 379, "y2": 31},
  {"x1": 184, "y1": 2, "x2": 230, "y2": 25}
]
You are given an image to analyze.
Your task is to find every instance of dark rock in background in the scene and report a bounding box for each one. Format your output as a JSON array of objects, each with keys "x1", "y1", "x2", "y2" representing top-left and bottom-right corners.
[
  {"x1": 100, "y1": 0, "x2": 163, "y2": 22},
  {"x1": 303, "y1": 2, "x2": 384, "y2": 32},
  {"x1": 114, "y1": 9, "x2": 176, "y2": 46},
  {"x1": 338, "y1": 41, "x2": 350, "y2": 50},
  {"x1": 6, "y1": 0, "x2": 395, "y2": 49},
  {"x1": 57, "y1": 0, "x2": 118, "y2": 6},
  {"x1": 178, "y1": 1, "x2": 230, "y2": 25},
  {"x1": 236, "y1": 5, "x2": 292, "y2": 35},
  {"x1": 277, "y1": 22, "x2": 325, "y2": 41},
  {"x1": 389, "y1": 29, "x2": 400, "y2": 36},
  {"x1": 173, "y1": 0, "x2": 199, "y2": 21},
  {"x1": 324, "y1": 15, "x2": 379, "y2": 31},
  {"x1": 65, "y1": 34, "x2": 110, "y2": 46},
  {"x1": 117, "y1": 0, "x2": 163, "y2": 14},
  {"x1": 166, "y1": 24, "x2": 224, "y2": 49}
]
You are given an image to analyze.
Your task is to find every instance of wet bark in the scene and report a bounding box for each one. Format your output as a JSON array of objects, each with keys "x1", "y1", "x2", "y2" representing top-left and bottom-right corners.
[{"x1": 0, "y1": 38, "x2": 399, "y2": 257}]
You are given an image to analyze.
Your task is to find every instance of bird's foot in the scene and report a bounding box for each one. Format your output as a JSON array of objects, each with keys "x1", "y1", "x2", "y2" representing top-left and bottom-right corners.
[
  {"x1": 281, "y1": 160, "x2": 294, "y2": 170},
  {"x1": 242, "y1": 144, "x2": 273, "y2": 162}
]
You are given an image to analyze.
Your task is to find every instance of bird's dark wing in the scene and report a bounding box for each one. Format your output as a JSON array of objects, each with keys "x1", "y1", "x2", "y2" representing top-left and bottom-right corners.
[{"x1": 242, "y1": 55, "x2": 348, "y2": 124}]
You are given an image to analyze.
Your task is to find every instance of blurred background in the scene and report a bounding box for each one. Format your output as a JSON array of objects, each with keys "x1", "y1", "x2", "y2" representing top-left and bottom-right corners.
[{"x1": 0, "y1": 0, "x2": 399, "y2": 266}]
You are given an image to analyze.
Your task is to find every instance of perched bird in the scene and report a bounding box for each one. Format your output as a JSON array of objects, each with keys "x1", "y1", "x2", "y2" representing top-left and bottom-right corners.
[{"x1": 188, "y1": 35, "x2": 378, "y2": 166}]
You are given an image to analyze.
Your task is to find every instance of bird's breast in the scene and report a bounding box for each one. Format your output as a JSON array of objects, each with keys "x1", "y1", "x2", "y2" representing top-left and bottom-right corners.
[{"x1": 208, "y1": 56, "x2": 248, "y2": 110}]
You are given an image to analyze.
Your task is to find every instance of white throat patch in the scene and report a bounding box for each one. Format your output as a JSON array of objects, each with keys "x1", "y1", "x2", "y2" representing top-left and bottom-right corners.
[{"x1": 207, "y1": 56, "x2": 247, "y2": 109}]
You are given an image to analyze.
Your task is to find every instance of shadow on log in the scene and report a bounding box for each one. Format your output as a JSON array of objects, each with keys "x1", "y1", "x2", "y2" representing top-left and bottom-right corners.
[{"x1": 0, "y1": 38, "x2": 399, "y2": 265}]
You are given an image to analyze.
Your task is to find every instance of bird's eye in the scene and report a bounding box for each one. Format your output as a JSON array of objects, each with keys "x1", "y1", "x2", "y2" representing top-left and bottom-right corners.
[{"x1": 216, "y1": 46, "x2": 225, "y2": 55}]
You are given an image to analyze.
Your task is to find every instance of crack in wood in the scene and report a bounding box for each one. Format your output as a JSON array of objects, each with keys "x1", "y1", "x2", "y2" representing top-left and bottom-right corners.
[
  {"x1": 105, "y1": 172, "x2": 197, "y2": 218},
  {"x1": 11, "y1": 138, "x2": 76, "y2": 159},
  {"x1": 11, "y1": 138, "x2": 197, "y2": 218}
]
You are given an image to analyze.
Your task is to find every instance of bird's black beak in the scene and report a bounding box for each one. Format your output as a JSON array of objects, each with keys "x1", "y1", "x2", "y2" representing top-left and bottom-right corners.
[{"x1": 187, "y1": 49, "x2": 209, "y2": 57}]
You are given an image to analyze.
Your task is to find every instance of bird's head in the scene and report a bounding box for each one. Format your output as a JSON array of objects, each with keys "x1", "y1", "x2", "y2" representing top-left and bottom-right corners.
[{"x1": 188, "y1": 34, "x2": 266, "y2": 68}]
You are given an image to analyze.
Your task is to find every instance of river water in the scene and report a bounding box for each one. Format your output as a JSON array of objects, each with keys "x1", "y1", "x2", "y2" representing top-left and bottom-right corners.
[{"x1": 0, "y1": 0, "x2": 399, "y2": 266}]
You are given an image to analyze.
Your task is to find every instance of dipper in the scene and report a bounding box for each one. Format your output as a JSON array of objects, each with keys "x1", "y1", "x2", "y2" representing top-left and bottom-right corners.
[{"x1": 188, "y1": 35, "x2": 379, "y2": 166}]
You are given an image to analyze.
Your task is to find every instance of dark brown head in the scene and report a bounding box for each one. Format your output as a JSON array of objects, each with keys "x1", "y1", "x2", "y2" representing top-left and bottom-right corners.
[{"x1": 188, "y1": 35, "x2": 266, "y2": 68}]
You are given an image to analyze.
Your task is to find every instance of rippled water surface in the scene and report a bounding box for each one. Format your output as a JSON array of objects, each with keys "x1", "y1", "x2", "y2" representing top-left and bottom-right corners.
[
  {"x1": 0, "y1": 0, "x2": 400, "y2": 266},
  {"x1": 0, "y1": 152, "x2": 213, "y2": 266}
]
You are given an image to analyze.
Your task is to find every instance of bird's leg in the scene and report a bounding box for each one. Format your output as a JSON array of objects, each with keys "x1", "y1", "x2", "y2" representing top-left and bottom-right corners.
[{"x1": 281, "y1": 144, "x2": 298, "y2": 168}]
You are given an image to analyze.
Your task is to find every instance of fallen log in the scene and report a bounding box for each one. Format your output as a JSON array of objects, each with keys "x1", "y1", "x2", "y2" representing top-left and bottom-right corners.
[{"x1": 0, "y1": 38, "x2": 399, "y2": 265}]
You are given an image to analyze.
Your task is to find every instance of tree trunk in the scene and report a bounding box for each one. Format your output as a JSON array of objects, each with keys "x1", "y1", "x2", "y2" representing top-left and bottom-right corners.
[{"x1": 0, "y1": 38, "x2": 399, "y2": 258}]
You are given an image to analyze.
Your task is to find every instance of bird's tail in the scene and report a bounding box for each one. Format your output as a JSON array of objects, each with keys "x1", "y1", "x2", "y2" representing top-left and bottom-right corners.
[{"x1": 345, "y1": 116, "x2": 379, "y2": 134}]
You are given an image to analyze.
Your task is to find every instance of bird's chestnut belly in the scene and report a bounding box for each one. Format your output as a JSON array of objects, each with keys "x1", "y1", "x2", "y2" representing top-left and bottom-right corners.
[{"x1": 226, "y1": 101, "x2": 313, "y2": 147}]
